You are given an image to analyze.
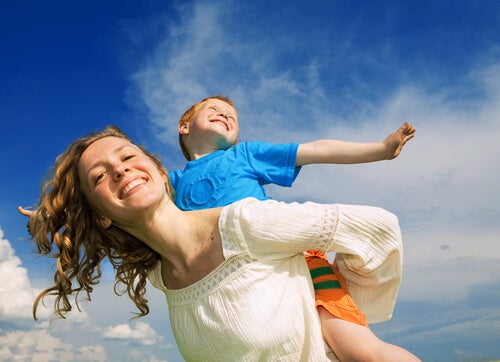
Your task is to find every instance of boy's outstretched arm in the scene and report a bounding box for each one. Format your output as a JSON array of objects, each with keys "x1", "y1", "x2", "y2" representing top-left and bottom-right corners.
[{"x1": 295, "y1": 121, "x2": 415, "y2": 166}]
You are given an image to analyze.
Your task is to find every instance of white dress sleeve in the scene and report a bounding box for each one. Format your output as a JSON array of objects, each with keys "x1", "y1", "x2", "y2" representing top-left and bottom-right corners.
[
  {"x1": 331, "y1": 204, "x2": 403, "y2": 323},
  {"x1": 225, "y1": 198, "x2": 403, "y2": 323}
]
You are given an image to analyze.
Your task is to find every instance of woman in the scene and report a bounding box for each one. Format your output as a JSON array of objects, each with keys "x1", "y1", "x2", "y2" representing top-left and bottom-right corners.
[{"x1": 19, "y1": 126, "x2": 405, "y2": 361}]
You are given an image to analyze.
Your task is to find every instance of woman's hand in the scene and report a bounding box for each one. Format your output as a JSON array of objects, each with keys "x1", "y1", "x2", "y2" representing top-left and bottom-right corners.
[
  {"x1": 18, "y1": 206, "x2": 37, "y2": 235},
  {"x1": 18, "y1": 206, "x2": 34, "y2": 218}
]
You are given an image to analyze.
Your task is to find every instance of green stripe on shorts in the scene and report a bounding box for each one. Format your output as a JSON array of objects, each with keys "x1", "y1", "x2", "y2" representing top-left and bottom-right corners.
[
  {"x1": 310, "y1": 266, "x2": 335, "y2": 279},
  {"x1": 313, "y1": 280, "x2": 342, "y2": 290}
]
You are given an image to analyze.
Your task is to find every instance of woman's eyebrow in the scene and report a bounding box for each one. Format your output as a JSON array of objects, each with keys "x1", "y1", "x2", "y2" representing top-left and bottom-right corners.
[{"x1": 84, "y1": 144, "x2": 133, "y2": 175}]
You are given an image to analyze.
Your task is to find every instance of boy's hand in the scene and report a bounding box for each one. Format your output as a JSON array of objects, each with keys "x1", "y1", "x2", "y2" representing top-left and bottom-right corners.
[{"x1": 383, "y1": 121, "x2": 416, "y2": 160}]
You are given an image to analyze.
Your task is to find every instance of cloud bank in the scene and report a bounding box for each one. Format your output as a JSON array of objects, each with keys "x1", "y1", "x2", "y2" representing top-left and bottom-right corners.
[{"x1": 0, "y1": 228, "x2": 167, "y2": 361}]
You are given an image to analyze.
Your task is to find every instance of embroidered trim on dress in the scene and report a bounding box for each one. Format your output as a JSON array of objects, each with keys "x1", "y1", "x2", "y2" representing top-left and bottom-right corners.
[
  {"x1": 219, "y1": 207, "x2": 240, "y2": 259},
  {"x1": 313, "y1": 204, "x2": 339, "y2": 250},
  {"x1": 164, "y1": 255, "x2": 255, "y2": 306}
]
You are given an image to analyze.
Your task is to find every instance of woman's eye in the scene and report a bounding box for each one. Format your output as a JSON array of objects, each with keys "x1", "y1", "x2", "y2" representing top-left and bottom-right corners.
[
  {"x1": 95, "y1": 172, "x2": 106, "y2": 184},
  {"x1": 123, "y1": 154, "x2": 135, "y2": 161}
]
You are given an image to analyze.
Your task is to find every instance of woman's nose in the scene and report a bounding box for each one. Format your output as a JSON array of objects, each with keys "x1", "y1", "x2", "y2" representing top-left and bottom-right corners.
[{"x1": 112, "y1": 165, "x2": 130, "y2": 180}]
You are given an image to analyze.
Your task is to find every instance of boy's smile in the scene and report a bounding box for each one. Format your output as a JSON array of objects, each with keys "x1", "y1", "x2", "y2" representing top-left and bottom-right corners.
[
  {"x1": 179, "y1": 98, "x2": 239, "y2": 159},
  {"x1": 210, "y1": 117, "x2": 230, "y2": 131}
]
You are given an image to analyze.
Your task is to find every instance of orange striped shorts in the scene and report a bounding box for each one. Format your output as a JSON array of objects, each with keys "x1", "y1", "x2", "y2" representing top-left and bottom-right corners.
[{"x1": 305, "y1": 250, "x2": 367, "y2": 326}]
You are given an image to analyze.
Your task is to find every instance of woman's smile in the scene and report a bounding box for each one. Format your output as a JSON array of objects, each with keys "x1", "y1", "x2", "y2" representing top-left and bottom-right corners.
[{"x1": 119, "y1": 177, "x2": 148, "y2": 199}]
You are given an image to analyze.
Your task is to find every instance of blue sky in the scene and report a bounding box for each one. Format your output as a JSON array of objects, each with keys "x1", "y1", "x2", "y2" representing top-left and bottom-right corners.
[{"x1": 1, "y1": 1, "x2": 500, "y2": 361}]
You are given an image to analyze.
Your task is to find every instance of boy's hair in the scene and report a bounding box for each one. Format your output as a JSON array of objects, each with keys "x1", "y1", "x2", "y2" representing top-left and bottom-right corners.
[{"x1": 178, "y1": 95, "x2": 237, "y2": 161}]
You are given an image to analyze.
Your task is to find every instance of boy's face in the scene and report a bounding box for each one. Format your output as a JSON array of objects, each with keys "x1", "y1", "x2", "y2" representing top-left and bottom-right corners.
[{"x1": 180, "y1": 98, "x2": 239, "y2": 152}]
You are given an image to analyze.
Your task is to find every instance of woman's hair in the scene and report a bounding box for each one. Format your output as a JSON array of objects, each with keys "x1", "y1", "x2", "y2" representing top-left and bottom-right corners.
[
  {"x1": 29, "y1": 125, "x2": 173, "y2": 320},
  {"x1": 178, "y1": 95, "x2": 237, "y2": 161}
]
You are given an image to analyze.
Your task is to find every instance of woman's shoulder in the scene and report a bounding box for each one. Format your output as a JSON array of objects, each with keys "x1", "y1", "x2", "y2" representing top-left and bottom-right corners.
[
  {"x1": 220, "y1": 197, "x2": 262, "y2": 217},
  {"x1": 218, "y1": 198, "x2": 262, "y2": 258}
]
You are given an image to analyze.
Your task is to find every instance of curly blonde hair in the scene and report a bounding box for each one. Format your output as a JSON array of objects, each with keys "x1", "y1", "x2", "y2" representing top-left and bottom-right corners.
[
  {"x1": 28, "y1": 125, "x2": 173, "y2": 320},
  {"x1": 178, "y1": 95, "x2": 237, "y2": 161}
]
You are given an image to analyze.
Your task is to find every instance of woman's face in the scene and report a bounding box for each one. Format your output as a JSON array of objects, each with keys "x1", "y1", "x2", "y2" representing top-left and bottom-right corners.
[{"x1": 78, "y1": 136, "x2": 169, "y2": 228}]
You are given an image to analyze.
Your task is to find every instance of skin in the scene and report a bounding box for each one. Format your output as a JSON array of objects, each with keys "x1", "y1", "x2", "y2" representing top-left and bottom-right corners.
[
  {"x1": 178, "y1": 98, "x2": 239, "y2": 160},
  {"x1": 16, "y1": 137, "x2": 225, "y2": 290},
  {"x1": 296, "y1": 121, "x2": 416, "y2": 165},
  {"x1": 179, "y1": 97, "x2": 416, "y2": 165},
  {"x1": 78, "y1": 136, "x2": 225, "y2": 290},
  {"x1": 318, "y1": 307, "x2": 420, "y2": 362}
]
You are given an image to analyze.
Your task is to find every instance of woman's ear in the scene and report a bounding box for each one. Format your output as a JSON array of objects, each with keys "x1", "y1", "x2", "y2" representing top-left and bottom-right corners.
[
  {"x1": 95, "y1": 215, "x2": 112, "y2": 229},
  {"x1": 160, "y1": 166, "x2": 169, "y2": 182}
]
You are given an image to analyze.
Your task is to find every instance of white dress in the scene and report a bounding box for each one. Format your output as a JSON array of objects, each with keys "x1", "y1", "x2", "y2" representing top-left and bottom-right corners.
[{"x1": 148, "y1": 198, "x2": 403, "y2": 361}]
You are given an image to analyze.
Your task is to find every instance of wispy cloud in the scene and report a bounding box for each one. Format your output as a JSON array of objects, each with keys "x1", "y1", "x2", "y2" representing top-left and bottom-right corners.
[
  {"x1": 128, "y1": 4, "x2": 500, "y2": 359},
  {"x1": 128, "y1": 1, "x2": 344, "y2": 158},
  {"x1": 102, "y1": 321, "x2": 162, "y2": 346},
  {"x1": 0, "y1": 329, "x2": 107, "y2": 362}
]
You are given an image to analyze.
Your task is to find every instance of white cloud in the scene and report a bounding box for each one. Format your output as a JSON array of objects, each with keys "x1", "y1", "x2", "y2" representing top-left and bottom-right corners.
[
  {"x1": 0, "y1": 228, "x2": 46, "y2": 320},
  {"x1": 78, "y1": 345, "x2": 108, "y2": 362},
  {"x1": 128, "y1": 349, "x2": 169, "y2": 362},
  {"x1": 400, "y1": 229, "x2": 500, "y2": 302},
  {"x1": 0, "y1": 223, "x2": 173, "y2": 360},
  {"x1": 410, "y1": 306, "x2": 500, "y2": 346},
  {"x1": 280, "y1": 65, "x2": 500, "y2": 306},
  {"x1": 0, "y1": 330, "x2": 72, "y2": 362},
  {"x1": 0, "y1": 228, "x2": 109, "y2": 361},
  {"x1": 129, "y1": 1, "x2": 333, "y2": 162},
  {"x1": 130, "y1": 0, "x2": 500, "y2": 316},
  {"x1": 0, "y1": 329, "x2": 107, "y2": 362},
  {"x1": 102, "y1": 321, "x2": 161, "y2": 346},
  {"x1": 0, "y1": 228, "x2": 95, "y2": 325},
  {"x1": 129, "y1": 2, "x2": 235, "y2": 149}
]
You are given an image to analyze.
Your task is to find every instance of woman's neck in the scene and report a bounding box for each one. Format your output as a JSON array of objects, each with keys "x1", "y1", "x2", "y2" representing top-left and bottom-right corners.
[{"x1": 142, "y1": 206, "x2": 225, "y2": 289}]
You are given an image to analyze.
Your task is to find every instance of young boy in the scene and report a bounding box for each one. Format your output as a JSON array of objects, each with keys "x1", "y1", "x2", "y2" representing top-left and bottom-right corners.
[{"x1": 172, "y1": 95, "x2": 420, "y2": 361}]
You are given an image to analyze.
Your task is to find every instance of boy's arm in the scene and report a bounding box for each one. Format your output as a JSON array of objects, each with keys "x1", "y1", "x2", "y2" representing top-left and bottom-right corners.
[{"x1": 295, "y1": 121, "x2": 415, "y2": 166}]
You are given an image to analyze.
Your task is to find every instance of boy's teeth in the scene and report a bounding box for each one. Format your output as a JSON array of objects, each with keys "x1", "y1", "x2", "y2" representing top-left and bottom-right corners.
[{"x1": 214, "y1": 121, "x2": 227, "y2": 129}]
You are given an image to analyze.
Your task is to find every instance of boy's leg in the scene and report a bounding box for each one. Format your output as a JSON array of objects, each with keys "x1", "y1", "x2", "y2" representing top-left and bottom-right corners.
[
  {"x1": 305, "y1": 250, "x2": 367, "y2": 326},
  {"x1": 318, "y1": 308, "x2": 421, "y2": 362},
  {"x1": 306, "y1": 251, "x2": 420, "y2": 362}
]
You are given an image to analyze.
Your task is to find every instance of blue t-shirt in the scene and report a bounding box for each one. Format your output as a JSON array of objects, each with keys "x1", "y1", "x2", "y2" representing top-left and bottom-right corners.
[{"x1": 169, "y1": 141, "x2": 301, "y2": 210}]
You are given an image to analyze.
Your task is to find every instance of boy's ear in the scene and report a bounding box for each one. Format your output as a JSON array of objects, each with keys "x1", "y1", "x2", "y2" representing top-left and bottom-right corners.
[
  {"x1": 178, "y1": 121, "x2": 190, "y2": 135},
  {"x1": 95, "y1": 214, "x2": 112, "y2": 229}
]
